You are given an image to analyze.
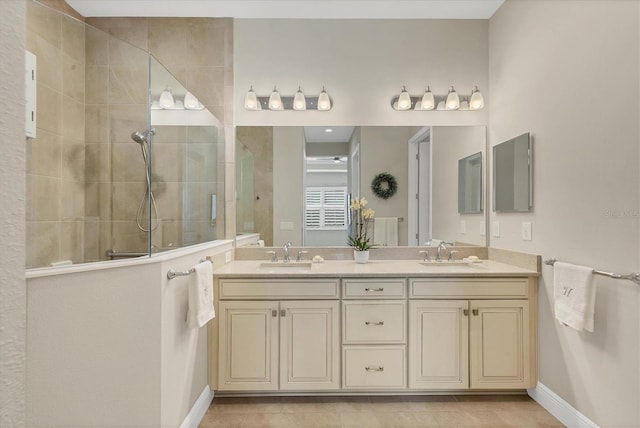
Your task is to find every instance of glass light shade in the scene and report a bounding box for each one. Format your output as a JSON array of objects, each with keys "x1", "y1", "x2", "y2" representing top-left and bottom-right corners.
[
  {"x1": 420, "y1": 86, "x2": 435, "y2": 110},
  {"x1": 268, "y1": 87, "x2": 283, "y2": 110},
  {"x1": 445, "y1": 86, "x2": 460, "y2": 110},
  {"x1": 317, "y1": 87, "x2": 331, "y2": 111},
  {"x1": 293, "y1": 88, "x2": 306, "y2": 111},
  {"x1": 244, "y1": 87, "x2": 259, "y2": 110},
  {"x1": 397, "y1": 86, "x2": 412, "y2": 110},
  {"x1": 469, "y1": 86, "x2": 485, "y2": 110},
  {"x1": 158, "y1": 88, "x2": 175, "y2": 109}
]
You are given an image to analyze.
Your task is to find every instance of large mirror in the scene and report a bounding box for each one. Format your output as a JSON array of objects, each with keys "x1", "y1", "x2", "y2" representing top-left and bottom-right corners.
[
  {"x1": 493, "y1": 132, "x2": 532, "y2": 212},
  {"x1": 236, "y1": 126, "x2": 488, "y2": 247}
]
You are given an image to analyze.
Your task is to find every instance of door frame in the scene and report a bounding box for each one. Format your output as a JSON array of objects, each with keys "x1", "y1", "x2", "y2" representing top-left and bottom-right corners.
[{"x1": 407, "y1": 126, "x2": 432, "y2": 246}]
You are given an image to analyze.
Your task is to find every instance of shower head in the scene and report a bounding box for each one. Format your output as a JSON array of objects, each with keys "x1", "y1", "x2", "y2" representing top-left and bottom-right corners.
[{"x1": 130, "y1": 128, "x2": 156, "y2": 145}]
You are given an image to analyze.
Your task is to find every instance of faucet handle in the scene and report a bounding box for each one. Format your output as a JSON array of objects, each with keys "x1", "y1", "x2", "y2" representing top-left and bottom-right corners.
[
  {"x1": 448, "y1": 250, "x2": 460, "y2": 262},
  {"x1": 266, "y1": 250, "x2": 278, "y2": 262},
  {"x1": 296, "y1": 250, "x2": 309, "y2": 262},
  {"x1": 419, "y1": 250, "x2": 431, "y2": 262}
]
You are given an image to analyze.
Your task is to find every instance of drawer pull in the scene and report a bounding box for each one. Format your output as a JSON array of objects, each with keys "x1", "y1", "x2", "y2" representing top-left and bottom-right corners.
[
  {"x1": 472, "y1": 309, "x2": 479, "y2": 316},
  {"x1": 364, "y1": 287, "x2": 384, "y2": 292},
  {"x1": 365, "y1": 366, "x2": 384, "y2": 372},
  {"x1": 271, "y1": 310, "x2": 278, "y2": 317},
  {"x1": 280, "y1": 309, "x2": 286, "y2": 317},
  {"x1": 364, "y1": 321, "x2": 385, "y2": 326},
  {"x1": 463, "y1": 309, "x2": 469, "y2": 316}
]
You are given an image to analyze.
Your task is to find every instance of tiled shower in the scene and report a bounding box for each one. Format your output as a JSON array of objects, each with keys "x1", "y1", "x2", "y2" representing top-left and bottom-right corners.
[{"x1": 25, "y1": 0, "x2": 232, "y2": 268}]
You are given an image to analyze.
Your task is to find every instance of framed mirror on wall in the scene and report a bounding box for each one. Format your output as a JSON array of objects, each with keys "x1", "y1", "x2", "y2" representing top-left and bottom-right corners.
[
  {"x1": 236, "y1": 125, "x2": 489, "y2": 248},
  {"x1": 493, "y1": 132, "x2": 532, "y2": 213}
]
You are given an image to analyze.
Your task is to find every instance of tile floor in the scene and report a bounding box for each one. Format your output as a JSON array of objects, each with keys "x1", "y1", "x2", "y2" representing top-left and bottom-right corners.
[{"x1": 199, "y1": 395, "x2": 565, "y2": 427}]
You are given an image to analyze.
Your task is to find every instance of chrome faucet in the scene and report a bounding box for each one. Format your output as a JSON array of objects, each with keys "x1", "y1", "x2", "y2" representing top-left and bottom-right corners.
[
  {"x1": 436, "y1": 242, "x2": 447, "y2": 261},
  {"x1": 283, "y1": 241, "x2": 292, "y2": 262},
  {"x1": 419, "y1": 249, "x2": 431, "y2": 262},
  {"x1": 448, "y1": 250, "x2": 459, "y2": 262}
]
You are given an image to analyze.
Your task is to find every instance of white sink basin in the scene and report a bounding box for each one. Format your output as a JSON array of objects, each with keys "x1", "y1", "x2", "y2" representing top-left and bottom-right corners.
[
  {"x1": 259, "y1": 261, "x2": 313, "y2": 270},
  {"x1": 418, "y1": 260, "x2": 485, "y2": 270}
]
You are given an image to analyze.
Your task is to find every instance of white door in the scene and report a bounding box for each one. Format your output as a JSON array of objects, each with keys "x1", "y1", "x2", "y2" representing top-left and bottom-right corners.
[
  {"x1": 218, "y1": 301, "x2": 279, "y2": 391},
  {"x1": 280, "y1": 300, "x2": 340, "y2": 390},
  {"x1": 409, "y1": 300, "x2": 469, "y2": 389},
  {"x1": 407, "y1": 127, "x2": 431, "y2": 245},
  {"x1": 470, "y1": 300, "x2": 530, "y2": 389}
]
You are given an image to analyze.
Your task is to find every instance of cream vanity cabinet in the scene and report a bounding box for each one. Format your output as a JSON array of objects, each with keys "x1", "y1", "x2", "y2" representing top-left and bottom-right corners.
[
  {"x1": 342, "y1": 279, "x2": 407, "y2": 390},
  {"x1": 409, "y1": 277, "x2": 536, "y2": 390},
  {"x1": 216, "y1": 279, "x2": 340, "y2": 391}
]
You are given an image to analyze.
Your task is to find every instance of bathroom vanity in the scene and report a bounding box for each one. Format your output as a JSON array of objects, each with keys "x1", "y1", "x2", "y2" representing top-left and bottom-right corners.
[{"x1": 208, "y1": 257, "x2": 538, "y2": 394}]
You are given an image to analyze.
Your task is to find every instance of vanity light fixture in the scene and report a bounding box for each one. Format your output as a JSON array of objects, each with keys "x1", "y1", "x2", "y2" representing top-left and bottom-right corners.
[
  {"x1": 268, "y1": 86, "x2": 283, "y2": 110},
  {"x1": 397, "y1": 86, "x2": 412, "y2": 111},
  {"x1": 390, "y1": 85, "x2": 485, "y2": 111},
  {"x1": 317, "y1": 86, "x2": 332, "y2": 111},
  {"x1": 469, "y1": 86, "x2": 485, "y2": 110},
  {"x1": 420, "y1": 86, "x2": 435, "y2": 110},
  {"x1": 243, "y1": 86, "x2": 332, "y2": 111},
  {"x1": 445, "y1": 86, "x2": 460, "y2": 110},
  {"x1": 243, "y1": 85, "x2": 260, "y2": 110},
  {"x1": 293, "y1": 86, "x2": 307, "y2": 111}
]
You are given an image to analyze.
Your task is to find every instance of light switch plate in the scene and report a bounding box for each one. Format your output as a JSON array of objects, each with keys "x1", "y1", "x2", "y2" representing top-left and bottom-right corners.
[
  {"x1": 522, "y1": 222, "x2": 532, "y2": 241},
  {"x1": 225, "y1": 251, "x2": 232, "y2": 263},
  {"x1": 459, "y1": 220, "x2": 466, "y2": 234},
  {"x1": 492, "y1": 221, "x2": 500, "y2": 237}
]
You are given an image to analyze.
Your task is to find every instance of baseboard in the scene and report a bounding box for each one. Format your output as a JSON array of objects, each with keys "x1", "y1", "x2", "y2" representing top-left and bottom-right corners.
[
  {"x1": 180, "y1": 385, "x2": 214, "y2": 428},
  {"x1": 528, "y1": 382, "x2": 598, "y2": 428}
]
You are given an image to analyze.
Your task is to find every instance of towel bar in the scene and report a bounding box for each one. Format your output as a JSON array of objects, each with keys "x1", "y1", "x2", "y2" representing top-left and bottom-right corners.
[
  {"x1": 167, "y1": 258, "x2": 209, "y2": 280},
  {"x1": 545, "y1": 259, "x2": 640, "y2": 286}
]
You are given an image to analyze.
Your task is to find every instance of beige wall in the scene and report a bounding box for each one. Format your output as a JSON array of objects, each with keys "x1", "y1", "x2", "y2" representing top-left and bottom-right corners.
[
  {"x1": 273, "y1": 127, "x2": 304, "y2": 246},
  {"x1": 0, "y1": 0, "x2": 26, "y2": 425},
  {"x1": 431, "y1": 126, "x2": 486, "y2": 246},
  {"x1": 234, "y1": 19, "x2": 489, "y2": 127},
  {"x1": 360, "y1": 127, "x2": 412, "y2": 246},
  {"x1": 489, "y1": 1, "x2": 640, "y2": 426}
]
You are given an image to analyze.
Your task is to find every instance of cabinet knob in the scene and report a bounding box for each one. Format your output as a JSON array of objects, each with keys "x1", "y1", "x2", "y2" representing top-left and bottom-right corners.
[
  {"x1": 364, "y1": 321, "x2": 384, "y2": 326},
  {"x1": 271, "y1": 310, "x2": 278, "y2": 317},
  {"x1": 463, "y1": 309, "x2": 469, "y2": 316},
  {"x1": 472, "y1": 309, "x2": 479, "y2": 316},
  {"x1": 364, "y1": 287, "x2": 384, "y2": 292},
  {"x1": 365, "y1": 366, "x2": 384, "y2": 372}
]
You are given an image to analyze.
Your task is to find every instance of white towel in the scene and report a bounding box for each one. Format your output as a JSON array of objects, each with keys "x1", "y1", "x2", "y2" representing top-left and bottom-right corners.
[
  {"x1": 374, "y1": 217, "x2": 398, "y2": 246},
  {"x1": 187, "y1": 260, "x2": 215, "y2": 329},
  {"x1": 553, "y1": 261, "x2": 596, "y2": 332}
]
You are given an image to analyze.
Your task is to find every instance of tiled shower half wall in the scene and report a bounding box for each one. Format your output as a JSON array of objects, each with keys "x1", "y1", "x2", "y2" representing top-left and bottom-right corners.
[{"x1": 26, "y1": 0, "x2": 227, "y2": 268}]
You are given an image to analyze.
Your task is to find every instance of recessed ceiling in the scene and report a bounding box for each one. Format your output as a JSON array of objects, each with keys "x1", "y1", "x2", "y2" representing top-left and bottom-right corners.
[
  {"x1": 66, "y1": 0, "x2": 505, "y2": 19},
  {"x1": 304, "y1": 126, "x2": 355, "y2": 143}
]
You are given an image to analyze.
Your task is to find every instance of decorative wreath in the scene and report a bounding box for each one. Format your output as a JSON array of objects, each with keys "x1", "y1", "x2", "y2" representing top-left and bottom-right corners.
[{"x1": 371, "y1": 172, "x2": 398, "y2": 200}]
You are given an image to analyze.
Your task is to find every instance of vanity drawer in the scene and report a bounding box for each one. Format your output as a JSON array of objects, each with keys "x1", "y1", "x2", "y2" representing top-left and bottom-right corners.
[
  {"x1": 342, "y1": 279, "x2": 406, "y2": 299},
  {"x1": 218, "y1": 279, "x2": 339, "y2": 299},
  {"x1": 410, "y1": 278, "x2": 529, "y2": 299},
  {"x1": 343, "y1": 301, "x2": 406, "y2": 344},
  {"x1": 343, "y1": 346, "x2": 406, "y2": 389}
]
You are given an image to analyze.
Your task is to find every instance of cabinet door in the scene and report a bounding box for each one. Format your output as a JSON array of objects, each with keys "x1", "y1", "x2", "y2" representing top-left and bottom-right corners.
[
  {"x1": 280, "y1": 300, "x2": 340, "y2": 390},
  {"x1": 409, "y1": 300, "x2": 469, "y2": 389},
  {"x1": 218, "y1": 301, "x2": 279, "y2": 391},
  {"x1": 470, "y1": 300, "x2": 529, "y2": 389}
]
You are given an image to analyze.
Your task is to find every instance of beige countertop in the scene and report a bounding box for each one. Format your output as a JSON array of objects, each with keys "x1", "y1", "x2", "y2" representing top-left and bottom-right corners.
[{"x1": 213, "y1": 259, "x2": 539, "y2": 278}]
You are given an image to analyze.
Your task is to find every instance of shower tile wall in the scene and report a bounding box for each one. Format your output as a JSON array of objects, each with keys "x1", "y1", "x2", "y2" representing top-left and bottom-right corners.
[
  {"x1": 26, "y1": 0, "x2": 86, "y2": 268},
  {"x1": 86, "y1": 17, "x2": 233, "y2": 257}
]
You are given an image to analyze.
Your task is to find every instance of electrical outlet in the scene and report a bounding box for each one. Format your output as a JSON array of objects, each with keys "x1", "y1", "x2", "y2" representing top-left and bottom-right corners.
[
  {"x1": 492, "y1": 221, "x2": 500, "y2": 237},
  {"x1": 522, "y1": 222, "x2": 532, "y2": 241},
  {"x1": 225, "y1": 251, "x2": 232, "y2": 263},
  {"x1": 479, "y1": 221, "x2": 486, "y2": 236},
  {"x1": 459, "y1": 220, "x2": 466, "y2": 234}
]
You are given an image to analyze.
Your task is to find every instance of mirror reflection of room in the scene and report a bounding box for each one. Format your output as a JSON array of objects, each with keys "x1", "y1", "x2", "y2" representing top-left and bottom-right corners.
[{"x1": 236, "y1": 125, "x2": 487, "y2": 248}]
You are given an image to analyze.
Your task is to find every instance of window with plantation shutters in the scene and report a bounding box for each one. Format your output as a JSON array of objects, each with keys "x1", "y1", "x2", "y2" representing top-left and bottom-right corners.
[{"x1": 305, "y1": 187, "x2": 347, "y2": 230}]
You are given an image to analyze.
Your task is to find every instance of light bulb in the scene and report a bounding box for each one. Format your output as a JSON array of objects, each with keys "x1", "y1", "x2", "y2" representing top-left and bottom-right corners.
[
  {"x1": 244, "y1": 86, "x2": 259, "y2": 110},
  {"x1": 268, "y1": 86, "x2": 283, "y2": 110},
  {"x1": 317, "y1": 86, "x2": 331, "y2": 111},
  {"x1": 420, "y1": 86, "x2": 435, "y2": 110},
  {"x1": 397, "y1": 86, "x2": 412, "y2": 111},
  {"x1": 469, "y1": 86, "x2": 485, "y2": 110},
  {"x1": 445, "y1": 86, "x2": 460, "y2": 110},
  {"x1": 293, "y1": 86, "x2": 306, "y2": 111}
]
